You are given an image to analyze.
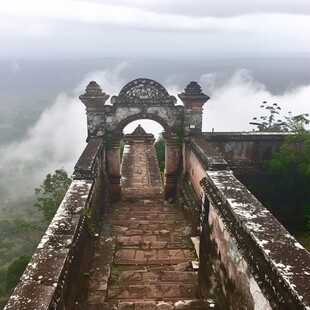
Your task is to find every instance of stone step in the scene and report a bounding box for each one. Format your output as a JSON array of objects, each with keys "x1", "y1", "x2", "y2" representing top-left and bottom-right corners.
[
  {"x1": 107, "y1": 283, "x2": 199, "y2": 300},
  {"x1": 110, "y1": 212, "x2": 183, "y2": 221},
  {"x1": 111, "y1": 218, "x2": 184, "y2": 224},
  {"x1": 115, "y1": 262, "x2": 195, "y2": 273},
  {"x1": 114, "y1": 249, "x2": 196, "y2": 265},
  {"x1": 109, "y1": 204, "x2": 167, "y2": 209},
  {"x1": 76, "y1": 299, "x2": 216, "y2": 309},
  {"x1": 115, "y1": 239, "x2": 194, "y2": 250},
  {"x1": 110, "y1": 209, "x2": 181, "y2": 216},
  {"x1": 112, "y1": 228, "x2": 192, "y2": 239},
  {"x1": 110, "y1": 270, "x2": 198, "y2": 286}
]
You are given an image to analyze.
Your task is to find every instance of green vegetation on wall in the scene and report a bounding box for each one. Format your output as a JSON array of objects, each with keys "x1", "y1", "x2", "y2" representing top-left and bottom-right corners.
[{"x1": 155, "y1": 136, "x2": 165, "y2": 172}]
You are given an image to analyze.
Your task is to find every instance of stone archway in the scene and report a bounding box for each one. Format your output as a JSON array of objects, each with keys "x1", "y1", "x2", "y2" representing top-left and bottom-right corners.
[{"x1": 79, "y1": 78, "x2": 209, "y2": 200}]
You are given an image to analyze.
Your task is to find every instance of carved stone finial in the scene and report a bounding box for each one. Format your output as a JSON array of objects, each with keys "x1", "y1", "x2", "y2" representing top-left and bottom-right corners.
[
  {"x1": 79, "y1": 81, "x2": 110, "y2": 110},
  {"x1": 178, "y1": 81, "x2": 210, "y2": 108},
  {"x1": 184, "y1": 81, "x2": 203, "y2": 95},
  {"x1": 85, "y1": 81, "x2": 103, "y2": 94}
]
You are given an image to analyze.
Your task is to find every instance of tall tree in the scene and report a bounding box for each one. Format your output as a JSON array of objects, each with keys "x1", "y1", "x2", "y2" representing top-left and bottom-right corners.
[
  {"x1": 251, "y1": 102, "x2": 310, "y2": 237},
  {"x1": 34, "y1": 168, "x2": 72, "y2": 222},
  {"x1": 250, "y1": 100, "x2": 309, "y2": 133}
]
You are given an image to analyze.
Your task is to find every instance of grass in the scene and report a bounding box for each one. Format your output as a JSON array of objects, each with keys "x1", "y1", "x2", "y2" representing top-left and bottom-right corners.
[{"x1": 111, "y1": 264, "x2": 120, "y2": 286}]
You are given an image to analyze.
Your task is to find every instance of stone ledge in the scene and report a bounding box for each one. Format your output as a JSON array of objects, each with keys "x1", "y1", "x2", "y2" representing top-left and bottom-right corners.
[
  {"x1": 5, "y1": 180, "x2": 94, "y2": 310},
  {"x1": 203, "y1": 132, "x2": 289, "y2": 141},
  {"x1": 189, "y1": 136, "x2": 229, "y2": 171},
  {"x1": 201, "y1": 170, "x2": 310, "y2": 309},
  {"x1": 73, "y1": 138, "x2": 102, "y2": 179}
]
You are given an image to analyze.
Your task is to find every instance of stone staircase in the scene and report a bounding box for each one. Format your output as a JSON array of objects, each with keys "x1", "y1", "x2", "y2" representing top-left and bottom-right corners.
[
  {"x1": 75, "y1": 131, "x2": 216, "y2": 309},
  {"x1": 77, "y1": 192, "x2": 215, "y2": 309}
]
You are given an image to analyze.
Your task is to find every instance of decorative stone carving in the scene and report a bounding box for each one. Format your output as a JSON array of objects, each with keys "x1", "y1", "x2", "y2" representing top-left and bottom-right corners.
[
  {"x1": 79, "y1": 81, "x2": 110, "y2": 110},
  {"x1": 178, "y1": 81, "x2": 210, "y2": 134},
  {"x1": 178, "y1": 81, "x2": 210, "y2": 108},
  {"x1": 111, "y1": 78, "x2": 177, "y2": 106}
]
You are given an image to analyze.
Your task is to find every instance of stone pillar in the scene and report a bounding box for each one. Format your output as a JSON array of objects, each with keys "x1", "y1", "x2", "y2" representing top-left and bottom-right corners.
[
  {"x1": 164, "y1": 137, "x2": 181, "y2": 200},
  {"x1": 79, "y1": 81, "x2": 110, "y2": 140},
  {"x1": 106, "y1": 139, "x2": 121, "y2": 200},
  {"x1": 178, "y1": 81, "x2": 210, "y2": 136}
]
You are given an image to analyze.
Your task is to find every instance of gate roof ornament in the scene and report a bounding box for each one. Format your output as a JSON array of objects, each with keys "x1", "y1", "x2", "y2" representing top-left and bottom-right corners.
[
  {"x1": 178, "y1": 81, "x2": 210, "y2": 108},
  {"x1": 79, "y1": 81, "x2": 110, "y2": 110},
  {"x1": 111, "y1": 78, "x2": 177, "y2": 106}
]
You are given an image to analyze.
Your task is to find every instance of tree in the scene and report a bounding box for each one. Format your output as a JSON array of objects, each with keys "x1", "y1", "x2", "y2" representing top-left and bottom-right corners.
[
  {"x1": 5, "y1": 256, "x2": 31, "y2": 293},
  {"x1": 252, "y1": 102, "x2": 310, "y2": 238},
  {"x1": 250, "y1": 100, "x2": 309, "y2": 132},
  {"x1": 34, "y1": 168, "x2": 72, "y2": 222},
  {"x1": 267, "y1": 130, "x2": 310, "y2": 177},
  {"x1": 155, "y1": 136, "x2": 165, "y2": 172},
  {"x1": 14, "y1": 223, "x2": 42, "y2": 247}
]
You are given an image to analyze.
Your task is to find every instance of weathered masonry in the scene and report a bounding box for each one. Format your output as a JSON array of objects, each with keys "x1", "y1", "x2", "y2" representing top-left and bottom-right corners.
[{"x1": 5, "y1": 78, "x2": 310, "y2": 309}]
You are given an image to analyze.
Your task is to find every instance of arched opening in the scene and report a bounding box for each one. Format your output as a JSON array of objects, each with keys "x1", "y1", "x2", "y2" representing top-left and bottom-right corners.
[
  {"x1": 123, "y1": 119, "x2": 165, "y2": 171},
  {"x1": 106, "y1": 116, "x2": 181, "y2": 200},
  {"x1": 80, "y1": 78, "x2": 205, "y2": 200},
  {"x1": 120, "y1": 120, "x2": 164, "y2": 197},
  {"x1": 123, "y1": 119, "x2": 164, "y2": 139}
]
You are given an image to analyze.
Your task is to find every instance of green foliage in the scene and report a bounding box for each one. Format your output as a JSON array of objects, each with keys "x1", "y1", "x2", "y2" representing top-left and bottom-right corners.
[
  {"x1": 267, "y1": 131, "x2": 310, "y2": 237},
  {"x1": 81, "y1": 208, "x2": 95, "y2": 235},
  {"x1": 254, "y1": 102, "x2": 310, "y2": 236},
  {"x1": 250, "y1": 101, "x2": 309, "y2": 132},
  {"x1": 175, "y1": 126, "x2": 184, "y2": 147},
  {"x1": 111, "y1": 264, "x2": 120, "y2": 286},
  {"x1": 267, "y1": 130, "x2": 310, "y2": 177},
  {"x1": 155, "y1": 136, "x2": 165, "y2": 172},
  {"x1": 120, "y1": 141, "x2": 125, "y2": 160},
  {"x1": 5, "y1": 256, "x2": 31, "y2": 293},
  {"x1": 14, "y1": 223, "x2": 42, "y2": 247},
  {"x1": 250, "y1": 101, "x2": 286, "y2": 132},
  {"x1": 34, "y1": 168, "x2": 72, "y2": 222}
]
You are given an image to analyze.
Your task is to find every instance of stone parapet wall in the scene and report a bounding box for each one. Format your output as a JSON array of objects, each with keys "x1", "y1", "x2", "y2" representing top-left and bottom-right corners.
[
  {"x1": 73, "y1": 138, "x2": 103, "y2": 180},
  {"x1": 201, "y1": 171, "x2": 310, "y2": 309},
  {"x1": 184, "y1": 136, "x2": 310, "y2": 309},
  {"x1": 202, "y1": 132, "x2": 288, "y2": 173},
  {"x1": 4, "y1": 180, "x2": 95, "y2": 309},
  {"x1": 5, "y1": 138, "x2": 107, "y2": 309}
]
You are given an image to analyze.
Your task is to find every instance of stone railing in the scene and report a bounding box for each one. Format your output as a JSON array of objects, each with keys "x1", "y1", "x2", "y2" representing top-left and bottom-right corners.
[
  {"x1": 184, "y1": 136, "x2": 310, "y2": 309},
  {"x1": 5, "y1": 138, "x2": 105, "y2": 309}
]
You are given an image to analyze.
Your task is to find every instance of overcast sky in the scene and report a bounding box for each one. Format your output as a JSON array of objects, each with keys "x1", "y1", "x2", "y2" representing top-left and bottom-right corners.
[
  {"x1": 0, "y1": 0, "x2": 310, "y2": 59},
  {"x1": 0, "y1": 0, "x2": 310, "y2": 201}
]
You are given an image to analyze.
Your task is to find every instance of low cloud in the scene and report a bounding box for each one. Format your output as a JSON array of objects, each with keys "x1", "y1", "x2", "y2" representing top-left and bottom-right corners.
[
  {"x1": 0, "y1": 65, "x2": 127, "y2": 202},
  {"x1": 0, "y1": 94, "x2": 86, "y2": 201},
  {"x1": 0, "y1": 66, "x2": 309, "y2": 204},
  {"x1": 201, "y1": 69, "x2": 310, "y2": 132}
]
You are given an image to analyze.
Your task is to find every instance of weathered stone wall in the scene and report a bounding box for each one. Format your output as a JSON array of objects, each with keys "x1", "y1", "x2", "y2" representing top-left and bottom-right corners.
[
  {"x1": 203, "y1": 132, "x2": 308, "y2": 230},
  {"x1": 5, "y1": 138, "x2": 107, "y2": 309},
  {"x1": 182, "y1": 136, "x2": 310, "y2": 309},
  {"x1": 203, "y1": 132, "x2": 287, "y2": 173}
]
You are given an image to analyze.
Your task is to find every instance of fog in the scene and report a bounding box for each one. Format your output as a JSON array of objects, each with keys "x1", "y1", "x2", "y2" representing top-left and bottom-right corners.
[
  {"x1": 0, "y1": 61, "x2": 309, "y2": 205},
  {"x1": 200, "y1": 69, "x2": 310, "y2": 132}
]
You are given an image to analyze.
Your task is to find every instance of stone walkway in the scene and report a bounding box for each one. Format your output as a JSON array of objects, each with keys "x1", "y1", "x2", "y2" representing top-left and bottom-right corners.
[{"x1": 77, "y1": 141, "x2": 215, "y2": 309}]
